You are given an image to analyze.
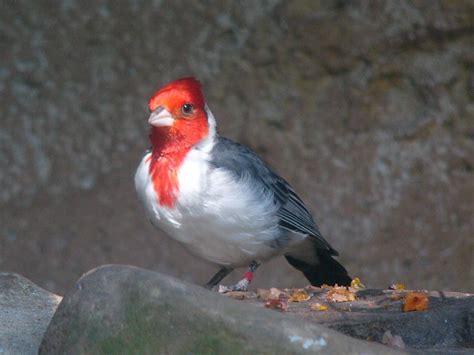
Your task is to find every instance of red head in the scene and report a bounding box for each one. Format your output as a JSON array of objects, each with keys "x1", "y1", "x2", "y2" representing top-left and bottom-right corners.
[
  {"x1": 146, "y1": 77, "x2": 211, "y2": 207},
  {"x1": 147, "y1": 77, "x2": 209, "y2": 154}
]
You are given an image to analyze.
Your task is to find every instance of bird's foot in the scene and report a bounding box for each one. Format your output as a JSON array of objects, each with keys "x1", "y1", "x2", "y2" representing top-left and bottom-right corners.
[{"x1": 218, "y1": 271, "x2": 253, "y2": 293}]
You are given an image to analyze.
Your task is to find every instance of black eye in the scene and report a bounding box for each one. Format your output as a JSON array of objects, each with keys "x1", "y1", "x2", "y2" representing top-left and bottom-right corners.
[{"x1": 181, "y1": 103, "x2": 194, "y2": 115}]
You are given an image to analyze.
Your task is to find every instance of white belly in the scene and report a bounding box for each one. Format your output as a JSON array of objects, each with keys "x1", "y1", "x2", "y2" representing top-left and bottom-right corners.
[{"x1": 135, "y1": 149, "x2": 282, "y2": 267}]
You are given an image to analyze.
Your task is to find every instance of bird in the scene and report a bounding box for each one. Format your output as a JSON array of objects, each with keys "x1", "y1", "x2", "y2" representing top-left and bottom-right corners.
[{"x1": 135, "y1": 77, "x2": 351, "y2": 291}]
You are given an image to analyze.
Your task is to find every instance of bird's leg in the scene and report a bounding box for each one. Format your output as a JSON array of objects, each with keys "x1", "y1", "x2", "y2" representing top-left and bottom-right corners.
[
  {"x1": 204, "y1": 267, "x2": 233, "y2": 289},
  {"x1": 227, "y1": 261, "x2": 260, "y2": 292}
]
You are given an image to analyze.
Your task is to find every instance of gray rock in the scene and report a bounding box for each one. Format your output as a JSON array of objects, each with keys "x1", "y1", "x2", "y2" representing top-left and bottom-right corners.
[
  {"x1": 39, "y1": 265, "x2": 398, "y2": 354},
  {"x1": 329, "y1": 290, "x2": 474, "y2": 353},
  {"x1": 0, "y1": 272, "x2": 61, "y2": 355},
  {"x1": 241, "y1": 287, "x2": 474, "y2": 353}
]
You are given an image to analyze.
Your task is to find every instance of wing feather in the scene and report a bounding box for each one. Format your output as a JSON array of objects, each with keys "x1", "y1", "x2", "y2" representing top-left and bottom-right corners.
[{"x1": 209, "y1": 137, "x2": 338, "y2": 255}]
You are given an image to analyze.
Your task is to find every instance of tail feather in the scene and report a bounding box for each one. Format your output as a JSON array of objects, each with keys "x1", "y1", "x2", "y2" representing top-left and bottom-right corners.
[{"x1": 285, "y1": 249, "x2": 351, "y2": 287}]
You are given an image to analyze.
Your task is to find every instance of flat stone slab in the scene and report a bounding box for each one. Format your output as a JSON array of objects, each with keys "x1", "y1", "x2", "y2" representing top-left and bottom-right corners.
[
  {"x1": 40, "y1": 265, "x2": 398, "y2": 354},
  {"x1": 0, "y1": 272, "x2": 62, "y2": 355},
  {"x1": 225, "y1": 286, "x2": 474, "y2": 353}
]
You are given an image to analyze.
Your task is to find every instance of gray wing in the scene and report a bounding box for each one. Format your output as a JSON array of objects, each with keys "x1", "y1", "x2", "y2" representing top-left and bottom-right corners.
[{"x1": 209, "y1": 137, "x2": 338, "y2": 255}]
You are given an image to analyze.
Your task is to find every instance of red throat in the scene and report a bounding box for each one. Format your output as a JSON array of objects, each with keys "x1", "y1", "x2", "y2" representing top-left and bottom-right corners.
[
  {"x1": 148, "y1": 118, "x2": 209, "y2": 208},
  {"x1": 146, "y1": 77, "x2": 209, "y2": 208}
]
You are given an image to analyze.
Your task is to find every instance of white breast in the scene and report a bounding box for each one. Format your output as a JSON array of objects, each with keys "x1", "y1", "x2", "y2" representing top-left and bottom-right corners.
[{"x1": 134, "y1": 146, "x2": 282, "y2": 267}]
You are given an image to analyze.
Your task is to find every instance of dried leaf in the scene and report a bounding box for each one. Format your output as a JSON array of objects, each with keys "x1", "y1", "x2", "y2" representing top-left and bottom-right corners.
[
  {"x1": 256, "y1": 287, "x2": 286, "y2": 301},
  {"x1": 350, "y1": 277, "x2": 366, "y2": 289},
  {"x1": 389, "y1": 283, "x2": 406, "y2": 291},
  {"x1": 326, "y1": 287, "x2": 356, "y2": 302},
  {"x1": 310, "y1": 302, "x2": 329, "y2": 311},
  {"x1": 402, "y1": 292, "x2": 429, "y2": 312},
  {"x1": 288, "y1": 290, "x2": 311, "y2": 302}
]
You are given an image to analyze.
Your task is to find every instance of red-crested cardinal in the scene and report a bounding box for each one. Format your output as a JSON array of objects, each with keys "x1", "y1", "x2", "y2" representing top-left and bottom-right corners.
[{"x1": 135, "y1": 77, "x2": 351, "y2": 291}]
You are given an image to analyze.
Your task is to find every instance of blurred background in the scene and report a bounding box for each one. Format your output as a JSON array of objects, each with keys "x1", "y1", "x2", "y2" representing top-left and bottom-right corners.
[{"x1": 1, "y1": 1, "x2": 473, "y2": 295}]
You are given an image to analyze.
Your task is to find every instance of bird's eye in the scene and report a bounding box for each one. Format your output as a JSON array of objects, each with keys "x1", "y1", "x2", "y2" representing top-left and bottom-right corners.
[{"x1": 181, "y1": 103, "x2": 194, "y2": 115}]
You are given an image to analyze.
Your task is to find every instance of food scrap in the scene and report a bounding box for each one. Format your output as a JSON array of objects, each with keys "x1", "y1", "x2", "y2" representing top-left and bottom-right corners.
[
  {"x1": 256, "y1": 287, "x2": 287, "y2": 301},
  {"x1": 288, "y1": 290, "x2": 311, "y2": 302},
  {"x1": 402, "y1": 292, "x2": 429, "y2": 312},
  {"x1": 310, "y1": 302, "x2": 329, "y2": 311},
  {"x1": 326, "y1": 286, "x2": 357, "y2": 302},
  {"x1": 264, "y1": 296, "x2": 288, "y2": 311},
  {"x1": 389, "y1": 283, "x2": 406, "y2": 291},
  {"x1": 350, "y1": 277, "x2": 366, "y2": 289}
]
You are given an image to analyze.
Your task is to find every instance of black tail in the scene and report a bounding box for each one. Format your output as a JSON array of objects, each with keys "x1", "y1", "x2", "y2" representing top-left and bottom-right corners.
[{"x1": 285, "y1": 249, "x2": 351, "y2": 287}]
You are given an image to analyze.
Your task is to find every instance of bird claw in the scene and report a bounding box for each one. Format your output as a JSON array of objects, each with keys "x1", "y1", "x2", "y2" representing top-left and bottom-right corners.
[
  {"x1": 232, "y1": 279, "x2": 250, "y2": 291},
  {"x1": 217, "y1": 279, "x2": 249, "y2": 293},
  {"x1": 217, "y1": 285, "x2": 232, "y2": 293}
]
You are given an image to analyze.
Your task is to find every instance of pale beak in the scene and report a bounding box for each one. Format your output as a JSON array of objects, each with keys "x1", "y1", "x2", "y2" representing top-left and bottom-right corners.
[{"x1": 148, "y1": 106, "x2": 174, "y2": 127}]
